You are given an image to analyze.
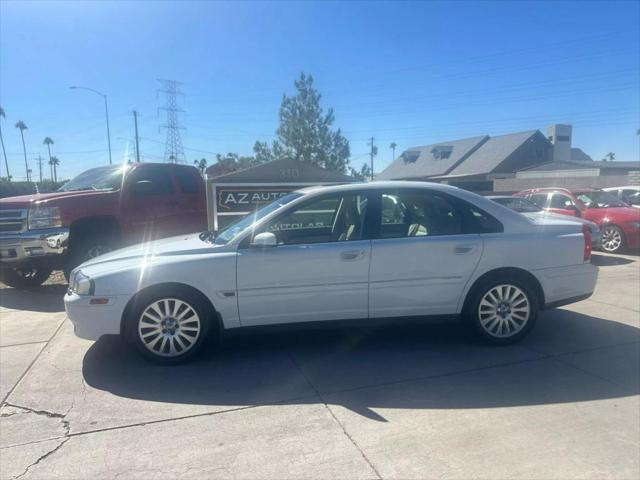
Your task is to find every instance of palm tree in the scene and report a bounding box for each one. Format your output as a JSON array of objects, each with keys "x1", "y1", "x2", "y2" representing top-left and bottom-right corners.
[
  {"x1": 0, "y1": 106, "x2": 9, "y2": 180},
  {"x1": 43, "y1": 137, "x2": 54, "y2": 181},
  {"x1": 602, "y1": 152, "x2": 616, "y2": 162},
  {"x1": 15, "y1": 120, "x2": 29, "y2": 181},
  {"x1": 49, "y1": 156, "x2": 60, "y2": 183},
  {"x1": 389, "y1": 142, "x2": 397, "y2": 161},
  {"x1": 194, "y1": 158, "x2": 207, "y2": 174}
]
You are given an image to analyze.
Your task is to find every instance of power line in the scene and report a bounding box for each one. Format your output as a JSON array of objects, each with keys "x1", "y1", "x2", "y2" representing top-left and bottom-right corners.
[{"x1": 157, "y1": 79, "x2": 186, "y2": 163}]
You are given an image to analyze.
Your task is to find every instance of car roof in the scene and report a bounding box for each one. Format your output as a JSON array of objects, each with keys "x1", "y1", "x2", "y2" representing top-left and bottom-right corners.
[{"x1": 296, "y1": 180, "x2": 463, "y2": 195}]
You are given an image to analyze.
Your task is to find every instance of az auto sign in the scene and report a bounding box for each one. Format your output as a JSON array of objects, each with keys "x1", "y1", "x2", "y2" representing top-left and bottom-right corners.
[{"x1": 217, "y1": 187, "x2": 297, "y2": 213}]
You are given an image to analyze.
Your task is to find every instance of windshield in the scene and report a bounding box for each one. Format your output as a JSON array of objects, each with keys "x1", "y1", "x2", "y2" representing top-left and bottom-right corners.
[
  {"x1": 575, "y1": 191, "x2": 627, "y2": 208},
  {"x1": 58, "y1": 166, "x2": 126, "y2": 192},
  {"x1": 492, "y1": 197, "x2": 542, "y2": 213},
  {"x1": 213, "y1": 192, "x2": 302, "y2": 245}
]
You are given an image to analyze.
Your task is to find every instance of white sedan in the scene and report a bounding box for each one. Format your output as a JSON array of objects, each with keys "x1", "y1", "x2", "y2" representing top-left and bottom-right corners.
[{"x1": 65, "y1": 182, "x2": 598, "y2": 363}]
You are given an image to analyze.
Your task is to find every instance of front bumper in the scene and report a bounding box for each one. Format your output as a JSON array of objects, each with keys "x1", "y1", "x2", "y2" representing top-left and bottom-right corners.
[
  {"x1": 65, "y1": 291, "x2": 130, "y2": 341},
  {"x1": 0, "y1": 228, "x2": 69, "y2": 268},
  {"x1": 624, "y1": 228, "x2": 640, "y2": 249}
]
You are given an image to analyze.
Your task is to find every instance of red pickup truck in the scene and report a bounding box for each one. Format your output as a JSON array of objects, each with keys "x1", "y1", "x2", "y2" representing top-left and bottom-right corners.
[{"x1": 0, "y1": 163, "x2": 207, "y2": 288}]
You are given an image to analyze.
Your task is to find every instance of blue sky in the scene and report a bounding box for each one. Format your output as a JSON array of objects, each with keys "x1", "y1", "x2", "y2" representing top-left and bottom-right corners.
[{"x1": 1, "y1": 0, "x2": 638, "y2": 181}]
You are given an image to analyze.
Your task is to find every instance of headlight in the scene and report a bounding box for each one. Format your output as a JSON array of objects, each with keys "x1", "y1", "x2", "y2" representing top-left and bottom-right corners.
[
  {"x1": 626, "y1": 221, "x2": 640, "y2": 229},
  {"x1": 70, "y1": 270, "x2": 94, "y2": 296},
  {"x1": 28, "y1": 206, "x2": 62, "y2": 230}
]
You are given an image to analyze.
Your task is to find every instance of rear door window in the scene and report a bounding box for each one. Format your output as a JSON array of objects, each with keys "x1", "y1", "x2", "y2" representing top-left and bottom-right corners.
[
  {"x1": 174, "y1": 168, "x2": 200, "y2": 194},
  {"x1": 527, "y1": 193, "x2": 549, "y2": 208}
]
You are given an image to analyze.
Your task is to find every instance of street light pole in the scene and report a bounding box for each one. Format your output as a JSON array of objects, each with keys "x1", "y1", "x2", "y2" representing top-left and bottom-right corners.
[{"x1": 69, "y1": 86, "x2": 113, "y2": 165}]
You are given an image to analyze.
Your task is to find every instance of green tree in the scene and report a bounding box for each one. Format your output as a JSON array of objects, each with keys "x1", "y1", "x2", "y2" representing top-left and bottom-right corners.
[
  {"x1": 49, "y1": 156, "x2": 60, "y2": 183},
  {"x1": 193, "y1": 158, "x2": 207, "y2": 174},
  {"x1": 213, "y1": 153, "x2": 259, "y2": 175},
  {"x1": 349, "y1": 162, "x2": 372, "y2": 181},
  {"x1": 0, "y1": 106, "x2": 9, "y2": 181},
  {"x1": 601, "y1": 152, "x2": 615, "y2": 162},
  {"x1": 15, "y1": 120, "x2": 29, "y2": 181},
  {"x1": 253, "y1": 73, "x2": 350, "y2": 172},
  {"x1": 43, "y1": 137, "x2": 54, "y2": 180}
]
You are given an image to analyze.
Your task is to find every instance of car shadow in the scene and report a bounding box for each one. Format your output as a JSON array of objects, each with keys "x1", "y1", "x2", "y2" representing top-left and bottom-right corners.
[
  {"x1": 0, "y1": 285, "x2": 67, "y2": 312},
  {"x1": 82, "y1": 311, "x2": 640, "y2": 420},
  {"x1": 591, "y1": 253, "x2": 635, "y2": 266}
]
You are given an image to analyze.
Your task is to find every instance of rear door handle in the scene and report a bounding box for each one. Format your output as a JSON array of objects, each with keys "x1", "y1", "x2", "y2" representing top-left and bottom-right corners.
[
  {"x1": 340, "y1": 250, "x2": 365, "y2": 261},
  {"x1": 454, "y1": 244, "x2": 475, "y2": 254}
]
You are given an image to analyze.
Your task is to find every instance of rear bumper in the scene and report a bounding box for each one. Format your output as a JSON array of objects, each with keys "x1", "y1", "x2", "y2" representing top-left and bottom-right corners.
[
  {"x1": 65, "y1": 291, "x2": 130, "y2": 341},
  {"x1": 534, "y1": 262, "x2": 598, "y2": 309},
  {"x1": 0, "y1": 228, "x2": 69, "y2": 268}
]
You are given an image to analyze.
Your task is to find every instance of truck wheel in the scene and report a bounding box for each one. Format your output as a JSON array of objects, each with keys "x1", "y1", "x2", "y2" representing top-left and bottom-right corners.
[
  {"x1": 0, "y1": 268, "x2": 53, "y2": 289},
  {"x1": 64, "y1": 234, "x2": 118, "y2": 279}
]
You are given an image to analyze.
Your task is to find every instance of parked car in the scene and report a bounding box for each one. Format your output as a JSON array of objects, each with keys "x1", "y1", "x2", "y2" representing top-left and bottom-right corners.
[
  {"x1": 65, "y1": 182, "x2": 597, "y2": 363},
  {"x1": 603, "y1": 186, "x2": 640, "y2": 209},
  {"x1": 0, "y1": 163, "x2": 206, "y2": 288},
  {"x1": 486, "y1": 195, "x2": 601, "y2": 249},
  {"x1": 515, "y1": 188, "x2": 640, "y2": 253}
]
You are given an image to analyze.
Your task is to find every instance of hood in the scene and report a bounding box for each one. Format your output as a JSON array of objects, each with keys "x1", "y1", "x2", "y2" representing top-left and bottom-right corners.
[
  {"x1": 0, "y1": 190, "x2": 115, "y2": 208},
  {"x1": 79, "y1": 233, "x2": 219, "y2": 271}
]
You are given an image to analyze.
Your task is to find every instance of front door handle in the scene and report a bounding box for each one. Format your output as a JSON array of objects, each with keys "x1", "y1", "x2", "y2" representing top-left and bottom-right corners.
[
  {"x1": 340, "y1": 250, "x2": 365, "y2": 261},
  {"x1": 454, "y1": 244, "x2": 475, "y2": 254}
]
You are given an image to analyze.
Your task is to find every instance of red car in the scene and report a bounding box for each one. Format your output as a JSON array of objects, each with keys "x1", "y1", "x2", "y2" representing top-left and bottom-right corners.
[{"x1": 515, "y1": 188, "x2": 640, "y2": 253}]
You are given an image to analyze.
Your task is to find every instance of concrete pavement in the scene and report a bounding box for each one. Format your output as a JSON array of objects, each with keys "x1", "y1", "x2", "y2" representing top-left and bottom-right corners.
[{"x1": 1, "y1": 252, "x2": 638, "y2": 479}]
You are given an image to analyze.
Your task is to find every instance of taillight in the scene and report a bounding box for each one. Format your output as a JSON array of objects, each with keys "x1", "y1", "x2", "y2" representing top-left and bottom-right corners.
[{"x1": 582, "y1": 225, "x2": 592, "y2": 261}]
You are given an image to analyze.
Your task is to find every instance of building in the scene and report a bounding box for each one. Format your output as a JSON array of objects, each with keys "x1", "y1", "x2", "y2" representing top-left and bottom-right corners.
[
  {"x1": 205, "y1": 158, "x2": 354, "y2": 231},
  {"x1": 377, "y1": 124, "x2": 639, "y2": 193}
]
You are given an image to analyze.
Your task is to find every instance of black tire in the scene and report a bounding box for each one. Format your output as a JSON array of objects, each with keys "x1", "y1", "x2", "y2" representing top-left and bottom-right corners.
[
  {"x1": 600, "y1": 225, "x2": 625, "y2": 254},
  {"x1": 64, "y1": 233, "x2": 118, "y2": 279},
  {"x1": 0, "y1": 268, "x2": 52, "y2": 289},
  {"x1": 464, "y1": 275, "x2": 539, "y2": 345},
  {"x1": 124, "y1": 285, "x2": 216, "y2": 364}
]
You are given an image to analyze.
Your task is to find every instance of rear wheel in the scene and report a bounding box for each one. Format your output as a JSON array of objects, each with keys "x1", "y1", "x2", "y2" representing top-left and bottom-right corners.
[
  {"x1": 126, "y1": 287, "x2": 214, "y2": 364},
  {"x1": 600, "y1": 225, "x2": 625, "y2": 253},
  {"x1": 0, "y1": 268, "x2": 52, "y2": 289},
  {"x1": 465, "y1": 277, "x2": 538, "y2": 344}
]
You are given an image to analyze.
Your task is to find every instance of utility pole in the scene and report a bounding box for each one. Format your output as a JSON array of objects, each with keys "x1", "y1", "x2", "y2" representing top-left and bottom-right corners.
[
  {"x1": 368, "y1": 137, "x2": 377, "y2": 181},
  {"x1": 133, "y1": 110, "x2": 141, "y2": 162},
  {"x1": 36, "y1": 155, "x2": 43, "y2": 183}
]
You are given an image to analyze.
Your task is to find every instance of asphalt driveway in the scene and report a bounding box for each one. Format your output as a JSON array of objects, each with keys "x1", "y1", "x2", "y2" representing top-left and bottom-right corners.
[{"x1": 1, "y1": 252, "x2": 639, "y2": 479}]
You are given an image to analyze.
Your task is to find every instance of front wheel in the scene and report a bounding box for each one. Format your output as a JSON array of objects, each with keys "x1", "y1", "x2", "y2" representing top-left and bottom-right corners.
[
  {"x1": 0, "y1": 268, "x2": 52, "y2": 289},
  {"x1": 126, "y1": 287, "x2": 214, "y2": 364},
  {"x1": 600, "y1": 225, "x2": 625, "y2": 253},
  {"x1": 466, "y1": 279, "x2": 538, "y2": 345}
]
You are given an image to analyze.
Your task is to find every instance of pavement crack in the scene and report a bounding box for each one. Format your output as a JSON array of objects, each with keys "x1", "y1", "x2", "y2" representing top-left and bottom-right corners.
[
  {"x1": 13, "y1": 437, "x2": 70, "y2": 480},
  {"x1": 285, "y1": 349, "x2": 383, "y2": 480}
]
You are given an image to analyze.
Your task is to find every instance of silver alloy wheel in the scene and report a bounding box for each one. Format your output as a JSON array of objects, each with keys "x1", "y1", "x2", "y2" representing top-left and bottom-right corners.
[
  {"x1": 478, "y1": 284, "x2": 530, "y2": 338},
  {"x1": 601, "y1": 226, "x2": 622, "y2": 252},
  {"x1": 138, "y1": 298, "x2": 201, "y2": 357}
]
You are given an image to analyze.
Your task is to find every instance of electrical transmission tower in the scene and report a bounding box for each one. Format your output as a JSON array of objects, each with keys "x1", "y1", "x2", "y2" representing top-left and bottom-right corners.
[{"x1": 157, "y1": 79, "x2": 185, "y2": 163}]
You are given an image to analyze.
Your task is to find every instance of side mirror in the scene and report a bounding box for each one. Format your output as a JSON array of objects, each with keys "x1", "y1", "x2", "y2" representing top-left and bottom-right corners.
[
  {"x1": 250, "y1": 231, "x2": 277, "y2": 248},
  {"x1": 131, "y1": 180, "x2": 154, "y2": 196}
]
